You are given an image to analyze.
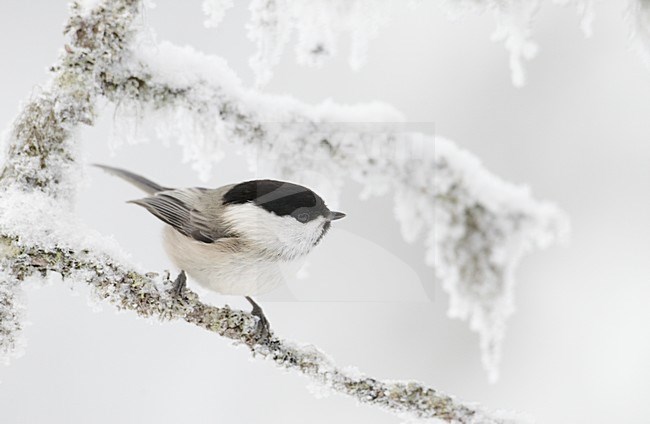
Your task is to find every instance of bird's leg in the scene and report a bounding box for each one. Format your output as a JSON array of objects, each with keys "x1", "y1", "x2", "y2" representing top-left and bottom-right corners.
[
  {"x1": 245, "y1": 296, "x2": 271, "y2": 342},
  {"x1": 172, "y1": 270, "x2": 187, "y2": 297}
]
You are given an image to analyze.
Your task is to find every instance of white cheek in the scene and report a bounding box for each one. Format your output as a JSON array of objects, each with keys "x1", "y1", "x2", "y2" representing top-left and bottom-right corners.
[{"x1": 221, "y1": 203, "x2": 326, "y2": 258}]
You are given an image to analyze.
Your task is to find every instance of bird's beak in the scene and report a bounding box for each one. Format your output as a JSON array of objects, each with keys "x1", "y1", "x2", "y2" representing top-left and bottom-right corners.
[{"x1": 328, "y1": 211, "x2": 346, "y2": 221}]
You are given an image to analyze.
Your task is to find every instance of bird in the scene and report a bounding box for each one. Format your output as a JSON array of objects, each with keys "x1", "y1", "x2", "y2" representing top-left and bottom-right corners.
[{"x1": 94, "y1": 164, "x2": 346, "y2": 339}]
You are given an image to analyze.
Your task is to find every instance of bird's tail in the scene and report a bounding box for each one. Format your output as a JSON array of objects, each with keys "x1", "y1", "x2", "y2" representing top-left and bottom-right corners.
[{"x1": 93, "y1": 164, "x2": 170, "y2": 194}]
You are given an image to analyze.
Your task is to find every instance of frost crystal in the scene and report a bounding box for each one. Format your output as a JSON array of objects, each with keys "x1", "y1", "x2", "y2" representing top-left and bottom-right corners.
[
  {"x1": 559, "y1": 0, "x2": 596, "y2": 37},
  {"x1": 246, "y1": 0, "x2": 395, "y2": 86},
  {"x1": 206, "y1": 0, "x2": 647, "y2": 88},
  {"x1": 490, "y1": 0, "x2": 541, "y2": 87},
  {"x1": 202, "y1": 0, "x2": 234, "y2": 28},
  {"x1": 441, "y1": 0, "x2": 595, "y2": 86},
  {"x1": 241, "y1": 0, "x2": 603, "y2": 87},
  {"x1": 627, "y1": 0, "x2": 650, "y2": 68},
  {"x1": 431, "y1": 138, "x2": 568, "y2": 382}
]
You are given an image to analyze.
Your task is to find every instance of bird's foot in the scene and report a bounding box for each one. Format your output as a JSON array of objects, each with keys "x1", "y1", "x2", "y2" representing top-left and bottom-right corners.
[
  {"x1": 172, "y1": 270, "x2": 187, "y2": 298},
  {"x1": 245, "y1": 296, "x2": 271, "y2": 343}
]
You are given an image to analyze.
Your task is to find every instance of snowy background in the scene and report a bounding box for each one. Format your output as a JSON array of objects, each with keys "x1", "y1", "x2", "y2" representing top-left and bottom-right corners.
[{"x1": 1, "y1": 1, "x2": 650, "y2": 423}]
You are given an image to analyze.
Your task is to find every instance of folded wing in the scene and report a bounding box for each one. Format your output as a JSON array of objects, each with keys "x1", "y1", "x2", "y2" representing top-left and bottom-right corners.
[{"x1": 130, "y1": 188, "x2": 226, "y2": 243}]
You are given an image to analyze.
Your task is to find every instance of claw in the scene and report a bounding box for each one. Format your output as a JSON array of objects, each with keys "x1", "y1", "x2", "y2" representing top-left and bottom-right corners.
[
  {"x1": 245, "y1": 296, "x2": 271, "y2": 342},
  {"x1": 172, "y1": 270, "x2": 187, "y2": 297}
]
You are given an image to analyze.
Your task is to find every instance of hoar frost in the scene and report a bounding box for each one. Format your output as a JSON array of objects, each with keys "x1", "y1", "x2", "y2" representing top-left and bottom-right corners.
[
  {"x1": 627, "y1": 0, "x2": 650, "y2": 68},
  {"x1": 202, "y1": 0, "x2": 234, "y2": 28},
  {"x1": 202, "y1": 0, "x2": 609, "y2": 87},
  {"x1": 199, "y1": 0, "x2": 650, "y2": 87},
  {"x1": 244, "y1": 0, "x2": 397, "y2": 86},
  {"x1": 441, "y1": 0, "x2": 595, "y2": 86}
]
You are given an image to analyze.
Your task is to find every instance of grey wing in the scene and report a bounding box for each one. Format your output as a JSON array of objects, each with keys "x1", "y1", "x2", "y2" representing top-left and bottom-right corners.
[{"x1": 130, "y1": 188, "x2": 229, "y2": 243}]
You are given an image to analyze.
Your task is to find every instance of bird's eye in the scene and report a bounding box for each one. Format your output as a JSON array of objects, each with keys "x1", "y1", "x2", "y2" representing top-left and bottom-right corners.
[{"x1": 296, "y1": 212, "x2": 310, "y2": 222}]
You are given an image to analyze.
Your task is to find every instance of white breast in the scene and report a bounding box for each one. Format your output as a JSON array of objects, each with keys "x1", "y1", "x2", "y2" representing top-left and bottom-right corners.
[{"x1": 162, "y1": 225, "x2": 303, "y2": 296}]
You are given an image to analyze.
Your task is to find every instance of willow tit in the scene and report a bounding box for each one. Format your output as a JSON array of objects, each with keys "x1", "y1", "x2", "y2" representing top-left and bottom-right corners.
[{"x1": 95, "y1": 164, "x2": 345, "y2": 338}]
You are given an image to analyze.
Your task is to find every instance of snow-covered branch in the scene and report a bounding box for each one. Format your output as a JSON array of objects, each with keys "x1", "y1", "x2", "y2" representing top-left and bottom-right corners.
[
  {"x1": 0, "y1": 0, "x2": 143, "y2": 362},
  {"x1": 0, "y1": 233, "x2": 520, "y2": 423}
]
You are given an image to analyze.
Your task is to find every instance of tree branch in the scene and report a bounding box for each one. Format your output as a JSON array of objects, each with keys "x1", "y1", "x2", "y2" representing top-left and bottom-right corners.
[{"x1": 0, "y1": 234, "x2": 513, "y2": 423}]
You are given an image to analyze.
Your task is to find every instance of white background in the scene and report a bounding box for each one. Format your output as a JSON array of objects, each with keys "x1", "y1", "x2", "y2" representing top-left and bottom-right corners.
[{"x1": 1, "y1": 1, "x2": 650, "y2": 423}]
